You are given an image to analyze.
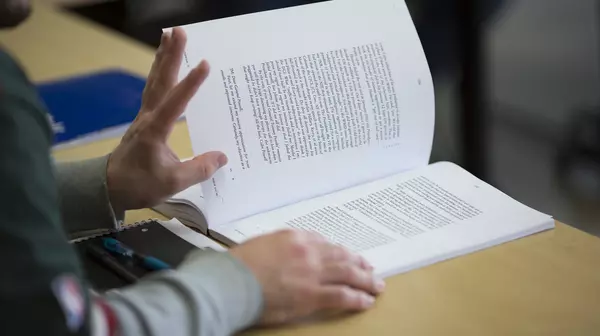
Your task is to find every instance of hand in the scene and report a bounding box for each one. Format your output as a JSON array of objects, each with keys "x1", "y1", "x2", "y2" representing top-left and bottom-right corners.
[
  {"x1": 107, "y1": 28, "x2": 227, "y2": 213},
  {"x1": 229, "y1": 230, "x2": 385, "y2": 325}
]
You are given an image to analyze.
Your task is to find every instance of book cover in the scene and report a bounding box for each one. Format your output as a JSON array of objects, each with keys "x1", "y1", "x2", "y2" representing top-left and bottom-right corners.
[{"x1": 36, "y1": 70, "x2": 146, "y2": 148}]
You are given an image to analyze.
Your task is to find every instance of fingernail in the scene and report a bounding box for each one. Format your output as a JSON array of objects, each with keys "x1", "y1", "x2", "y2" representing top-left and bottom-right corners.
[
  {"x1": 362, "y1": 294, "x2": 375, "y2": 308},
  {"x1": 375, "y1": 279, "x2": 386, "y2": 293},
  {"x1": 217, "y1": 154, "x2": 228, "y2": 167},
  {"x1": 197, "y1": 59, "x2": 209, "y2": 71},
  {"x1": 161, "y1": 30, "x2": 171, "y2": 44}
]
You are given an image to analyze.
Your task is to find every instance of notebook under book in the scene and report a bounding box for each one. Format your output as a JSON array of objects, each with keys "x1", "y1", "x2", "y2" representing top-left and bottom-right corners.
[{"x1": 71, "y1": 219, "x2": 224, "y2": 291}]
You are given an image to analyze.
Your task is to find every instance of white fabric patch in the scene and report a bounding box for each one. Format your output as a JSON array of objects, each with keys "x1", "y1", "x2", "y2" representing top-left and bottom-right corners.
[
  {"x1": 51, "y1": 274, "x2": 85, "y2": 332},
  {"x1": 91, "y1": 304, "x2": 108, "y2": 336}
]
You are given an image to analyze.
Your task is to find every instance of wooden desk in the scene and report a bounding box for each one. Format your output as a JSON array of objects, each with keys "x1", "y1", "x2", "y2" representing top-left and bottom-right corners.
[{"x1": 2, "y1": 2, "x2": 600, "y2": 335}]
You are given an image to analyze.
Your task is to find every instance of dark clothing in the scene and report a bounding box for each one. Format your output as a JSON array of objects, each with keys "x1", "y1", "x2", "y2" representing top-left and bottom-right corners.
[{"x1": 0, "y1": 48, "x2": 89, "y2": 335}]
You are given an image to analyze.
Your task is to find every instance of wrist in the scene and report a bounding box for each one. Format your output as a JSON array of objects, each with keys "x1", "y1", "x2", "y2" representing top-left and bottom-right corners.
[
  {"x1": 105, "y1": 252, "x2": 264, "y2": 336},
  {"x1": 177, "y1": 250, "x2": 264, "y2": 332},
  {"x1": 106, "y1": 153, "x2": 127, "y2": 215}
]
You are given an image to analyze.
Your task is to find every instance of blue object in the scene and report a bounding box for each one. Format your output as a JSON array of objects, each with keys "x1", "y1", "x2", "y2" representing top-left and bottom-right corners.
[
  {"x1": 102, "y1": 238, "x2": 171, "y2": 271},
  {"x1": 36, "y1": 70, "x2": 146, "y2": 145}
]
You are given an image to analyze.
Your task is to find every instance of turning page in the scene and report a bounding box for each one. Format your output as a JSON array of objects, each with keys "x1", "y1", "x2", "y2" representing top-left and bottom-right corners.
[
  {"x1": 211, "y1": 162, "x2": 554, "y2": 278},
  {"x1": 176, "y1": 0, "x2": 434, "y2": 226}
]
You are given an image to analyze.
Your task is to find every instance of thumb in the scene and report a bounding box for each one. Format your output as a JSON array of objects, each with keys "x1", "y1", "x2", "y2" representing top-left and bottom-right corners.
[{"x1": 177, "y1": 152, "x2": 228, "y2": 187}]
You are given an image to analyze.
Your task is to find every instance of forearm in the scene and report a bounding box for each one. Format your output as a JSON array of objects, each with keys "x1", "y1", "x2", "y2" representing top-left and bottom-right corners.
[
  {"x1": 55, "y1": 155, "x2": 125, "y2": 238},
  {"x1": 100, "y1": 251, "x2": 263, "y2": 336}
]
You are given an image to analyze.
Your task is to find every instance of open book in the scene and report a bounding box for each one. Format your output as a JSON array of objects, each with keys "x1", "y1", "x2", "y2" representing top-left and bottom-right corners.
[
  {"x1": 157, "y1": 0, "x2": 555, "y2": 278},
  {"x1": 153, "y1": 183, "x2": 207, "y2": 232}
]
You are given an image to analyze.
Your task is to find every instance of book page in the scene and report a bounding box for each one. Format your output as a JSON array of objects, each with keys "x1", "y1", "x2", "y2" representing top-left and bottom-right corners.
[
  {"x1": 159, "y1": 219, "x2": 225, "y2": 251},
  {"x1": 166, "y1": 183, "x2": 204, "y2": 210},
  {"x1": 175, "y1": 0, "x2": 434, "y2": 226},
  {"x1": 212, "y1": 162, "x2": 554, "y2": 278}
]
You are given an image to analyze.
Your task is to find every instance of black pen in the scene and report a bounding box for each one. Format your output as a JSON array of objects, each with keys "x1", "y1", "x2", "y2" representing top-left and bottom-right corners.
[{"x1": 86, "y1": 244, "x2": 139, "y2": 284}]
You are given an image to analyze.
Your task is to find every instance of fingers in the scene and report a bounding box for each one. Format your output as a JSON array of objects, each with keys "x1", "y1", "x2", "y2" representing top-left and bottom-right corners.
[
  {"x1": 142, "y1": 27, "x2": 188, "y2": 110},
  {"x1": 310, "y1": 237, "x2": 373, "y2": 271},
  {"x1": 140, "y1": 32, "x2": 171, "y2": 113},
  {"x1": 160, "y1": 28, "x2": 187, "y2": 87},
  {"x1": 316, "y1": 285, "x2": 376, "y2": 311},
  {"x1": 153, "y1": 60, "x2": 211, "y2": 138},
  {"x1": 323, "y1": 245, "x2": 373, "y2": 271},
  {"x1": 322, "y1": 262, "x2": 384, "y2": 296},
  {"x1": 171, "y1": 151, "x2": 228, "y2": 192},
  {"x1": 285, "y1": 231, "x2": 374, "y2": 271},
  {"x1": 275, "y1": 230, "x2": 375, "y2": 275}
]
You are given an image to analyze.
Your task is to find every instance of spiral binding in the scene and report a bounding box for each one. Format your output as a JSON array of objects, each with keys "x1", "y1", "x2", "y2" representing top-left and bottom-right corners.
[{"x1": 69, "y1": 218, "x2": 159, "y2": 244}]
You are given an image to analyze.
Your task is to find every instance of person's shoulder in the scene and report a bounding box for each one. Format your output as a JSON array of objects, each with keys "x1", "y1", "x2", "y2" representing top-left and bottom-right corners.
[
  {"x1": 0, "y1": 46, "x2": 52, "y2": 138},
  {"x1": 0, "y1": 46, "x2": 43, "y2": 106},
  {"x1": 0, "y1": 47, "x2": 35, "y2": 98},
  {"x1": 0, "y1": 47, "x2": 29, "y2": 82}
]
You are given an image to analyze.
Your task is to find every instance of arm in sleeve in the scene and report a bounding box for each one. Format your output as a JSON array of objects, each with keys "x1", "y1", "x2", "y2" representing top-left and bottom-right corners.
[
  {"x1": 55, "y1": 156, "x2": 125, "y2": 239},
  {"x1": 0, "y1": 49, "x2": 92, "y2": 336},
  {"x1": 0, "y1": 49, "x2": 264, "y2": 336},
  {"x1": 98, "y1": 251, "x2": 264, "y2": 336}
]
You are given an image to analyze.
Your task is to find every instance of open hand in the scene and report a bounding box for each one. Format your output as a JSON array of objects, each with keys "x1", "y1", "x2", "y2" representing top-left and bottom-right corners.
[
  {"x1": 107, "y1": 28, "x2": 227, "y2": 213},
  {"x1": 230, "y1": 230, "x2": 385, "y2": 325}
]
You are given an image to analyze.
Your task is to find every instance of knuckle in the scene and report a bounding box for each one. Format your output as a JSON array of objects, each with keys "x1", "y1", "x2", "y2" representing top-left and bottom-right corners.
[
  {"x1": 333, "y1": 287, "x2": 354, "y2": 306},
  {"x1": 198, "y1": 162, "x2": 212, "y2": 181},
  {"x1": 304, "y1": 254, "x2": 321, "y2": 273},
  {"x1": 306, "y1": 230, "x2": 325, "y2": 241},
  {"x1": 341, "y1": 264, "x2": 357, "y2": 281},
  {"x1": 278, "y1": 228, "x2": 298, "y2": 240},
  {"x1": 290, "y1": 239, "x2": 310, "y2": 259},
  {"x1": 335, "y1": 264, "x2": 362, "y2": 286},
  {"x1": 287, "y1": 232, "x2": 303, "y2": 244},
  {"x1": 334, "y1": 245, "x2": 352, "y2": 261},
  {"x1": 280, "y1": 230, "x2": 321, "y2": 266},
  {"x1": 359, "y1": 256, "x2": 373, "y2": 270},
  {"x1": 342, "y1": 246, "x2": 355, "y2": 259}
]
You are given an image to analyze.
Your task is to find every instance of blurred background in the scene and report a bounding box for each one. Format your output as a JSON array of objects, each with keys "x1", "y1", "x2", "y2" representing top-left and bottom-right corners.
[{"x1": 42, "y1": 0, "x2": 600, "y2": 236}]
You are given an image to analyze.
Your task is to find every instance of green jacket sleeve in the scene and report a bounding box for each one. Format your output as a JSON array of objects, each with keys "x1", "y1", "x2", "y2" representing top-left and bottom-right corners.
[{"x1": 0, "y1": 49, "x2": 91, "y2": 335}]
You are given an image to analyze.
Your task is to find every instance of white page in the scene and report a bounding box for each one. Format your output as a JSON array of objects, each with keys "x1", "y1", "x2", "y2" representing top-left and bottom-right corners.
[
  {"x1": 211, "y1": 162, "x2": 554, "y2": 278},
  {"x1": 159, "y1": 219, "x2": 225, "y2": 251},
  {"x1": 165, "y1": 183, "x2": 204, "y2": 209},
  {"x1": 175, "y1": 0, "x2": 435, "y2": 226}
]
